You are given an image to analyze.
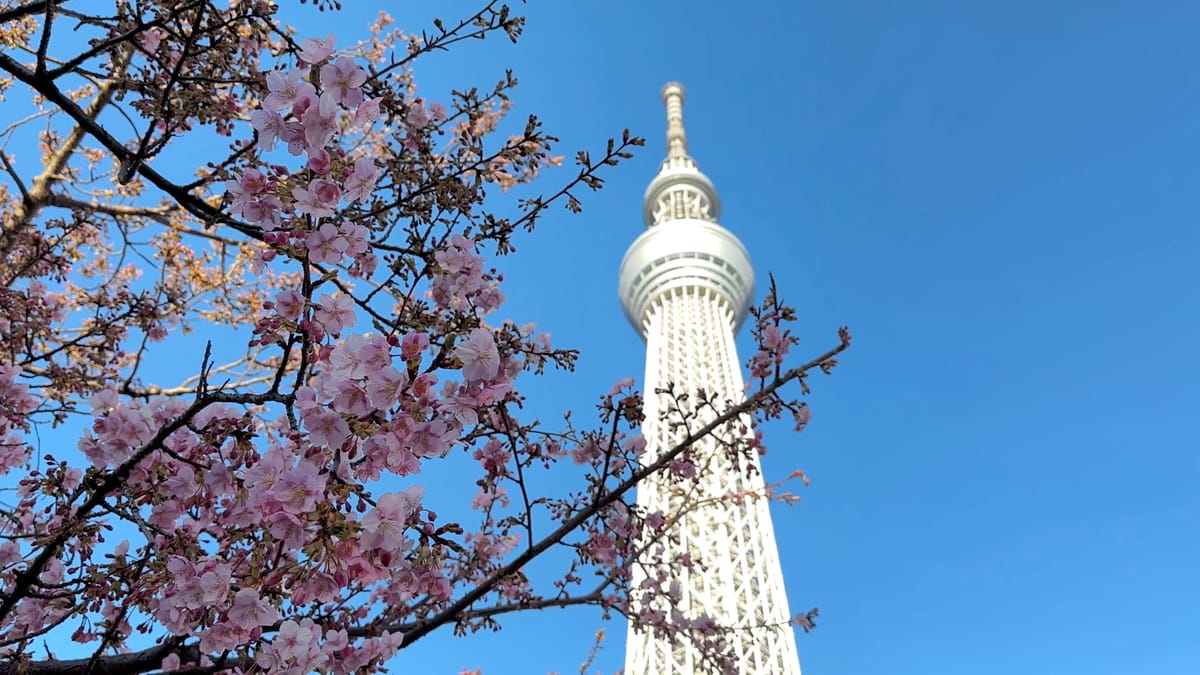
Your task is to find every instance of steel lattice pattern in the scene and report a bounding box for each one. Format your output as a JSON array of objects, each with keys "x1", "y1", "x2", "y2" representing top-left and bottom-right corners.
[{"x1": 623, "y1": 287, "x2": 802, "y2": 675}]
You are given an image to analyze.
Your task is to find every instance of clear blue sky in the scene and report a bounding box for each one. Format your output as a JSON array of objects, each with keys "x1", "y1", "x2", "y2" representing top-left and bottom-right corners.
[
  {"x1": 20, "y1": 1, "x2": 1200, "y2": 673},
  {"x1": 352, "y1": 1, "x2": 1197, "y2": 673}
]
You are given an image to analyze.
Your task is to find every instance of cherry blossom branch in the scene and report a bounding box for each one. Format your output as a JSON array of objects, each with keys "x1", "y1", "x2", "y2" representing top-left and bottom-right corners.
[
  {"x1": 119, "y1": 2, "x2": 208, "y2": 183},
  {"x1": 0, "y1": 379, "x2": 293, "y2": 623},
  {"x1": 44, "y1": 1, "x2": 207, "y2": 81},
  {"x1": 0, "y1": 151, "x2": 30, "y2": 205},
  {"x1": 7, "y1": 586, "x2": 616, "y2": 675},
  {"x1": 2, "y1": 49, "x2": 125, "y2": 229},
  {"x1": 0, "y1": 640, "x2": 193, "y2": 675},
  {"x1": 42, "y1": 192, "x2": 174, "y2": 225},
  {"x1": 373, "y1": 0, "x2": 521, "y2": 77},
  {"x1": 380, "y1": 586, "x2": 609, "y2": 636},
  {"x1": 0, "y1": 51, "x2": 258, "y2": 239},
  {"x1": 498, "y1": 405, "x2": 536, "y2": 546},
  {"x1": 9, "y1": 330, "x2": 846, "y2": 675},
  {"x1": 397, "y1": 329, "x2": 851, "y2": 649},
  {"x1": 32, "y1": 0, "x2": 55, "y2": 77}
]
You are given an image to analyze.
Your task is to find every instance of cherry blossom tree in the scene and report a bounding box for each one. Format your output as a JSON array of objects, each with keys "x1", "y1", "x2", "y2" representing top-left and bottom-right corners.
[{"x1": 0, "y1": 2, "x2": 849, "y2": 673}]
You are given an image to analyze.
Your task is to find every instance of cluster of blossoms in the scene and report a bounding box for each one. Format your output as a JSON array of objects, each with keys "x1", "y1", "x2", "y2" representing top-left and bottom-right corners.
[
  {"x1": 748, "y1": 322, "x2": 797, "y2": 381},
  {"x1": 255, "y1": 619, "x2": 402, "y2": 675},
  {"x1": 224, "y1": 37, "x2": 395, "y2": 279},
  {"x1": 0, "y1": 366, "x2": 35, "y2": 473},
  {"x1": 431, "y1": 234, "x2": 506, "y2": 314},
  {"x1": 0, "y1": 31, "x2": 530, "y2": 673},
  {"x1": 128, "y1": 37, "x2": 567, "y2": 670}
]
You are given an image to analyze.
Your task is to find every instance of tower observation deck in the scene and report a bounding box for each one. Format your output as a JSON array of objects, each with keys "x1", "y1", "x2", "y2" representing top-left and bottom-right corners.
[{"x1": 620, "y1": 83, "x2": 803, "y2": 675}]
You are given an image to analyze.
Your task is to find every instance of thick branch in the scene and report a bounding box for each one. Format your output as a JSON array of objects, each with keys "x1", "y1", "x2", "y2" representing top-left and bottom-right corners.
[
  {"x1": 0, "y1": 641, "x2": 193, "y2": 675},
  {"x1": 0, "y1": 1, "x2": 58, "y2": 25},
  {"x1": 2, "y1": 587, "x2": 611, "y2": 675}
]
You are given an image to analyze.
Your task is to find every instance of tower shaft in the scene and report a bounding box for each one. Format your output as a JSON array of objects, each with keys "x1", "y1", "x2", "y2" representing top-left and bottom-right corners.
[
  {"x1": 625, "y1": 287, "x2": 802, "y2": 674},
  {"x1": 620, "y1": 83, "x2": 803, "y2": 674}
]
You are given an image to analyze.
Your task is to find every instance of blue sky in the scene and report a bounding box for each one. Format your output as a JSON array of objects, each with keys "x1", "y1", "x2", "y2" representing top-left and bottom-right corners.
[
  {"x1": 359, "y1": 1, "x2": 1198, "y2": 673},
  {"x1": 11, "y1": 1, "x2": 1200, "y2": 673}
]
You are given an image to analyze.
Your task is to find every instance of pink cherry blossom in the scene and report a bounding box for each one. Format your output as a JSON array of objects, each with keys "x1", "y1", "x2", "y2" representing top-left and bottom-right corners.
[
  {"x1": 293, "y1": 178, "x2": 341, "y2": 218},
  {"x1": 327, "y1": 334, "x2": 370, "y2": 379},
  {"x1": 332, "y1": 380, "x2": 372, "y2": 417},
  {"x1": 400, "y1": 332, "x2": 429, "y2": 361},
  {"x1": 240, "y1": 194, "x2": 283, "y2": 229},
  {"x1": 249, "y1": 108, "x2": 286, "y2": 150},
  {"x1": 304, "y1": 221, "x2": 349, "y2": 264},
  {"x1": 227, "y1": 168, "x2": 267, "y2": 206},
  {"x1": 225, "y1": 588, "x2": 278, "y2": 630},
  {"x1": 387, "y1": 447, "x2": 421, "y2": 477},
  {"x1": 353, "y1": 97, "x2": 381, "y2": 126},
  {"x1": 441, "y1": 393, "x2": 479, "y2": 428},
  {"x1": 472, "y1": 438, "x2": 509, "y2": 475},
  {"x1": 301, "y1": 94, "x2": 339, "y2": 152},
  {"x1": 200, "y1": 620, "x2": 251, "y2": 653},
  {"x1": 320, "y1": 56, "x2": 367, "y2": 107},
  {"x1": 282, "y1": 120, "x2": 307, "y2": 156},
  {"x1": 455, "y1": 328, "x2": 499, "y2": 382},
  {"x1": 297, "y1": 34, "x2": 336, "y2": 64},
  {"x1": 271, "y1": 460, "x2": 325, "y2": 513},
  {"x1": 198, "y1": 564, "x2": 233, "y2": 603},
  {"x1": 411, "y1": 372, "x2": 439, "y2": 401},
  {"x1": 263, "y1": 618, "x2": 325, "y2": 673},
  {"x1": 761, "y1": 324, "x2": 784, "y2": 350},
  {"x1": 406, "y1": 103, "x2": 431, "y2": 131},
  {"x1": 341, "y1": 221, "x2": 371, "y2": 258},
  {"x1": 409, "y1": 418, "x2": 455, "y2": 458},
  {"x1": 302, "y1": 407, "x2": 350, "y2": 450},
  {"x1": 243, "y1": 449, "x2": 288, "y2": 509},
  {"x1": 471, "y1": 486, "x2": 509, "y2": 510},
  {"x1": 240, "y1": 173, "x2": 269, "y2": 201},
  {"x1": 266, "y1": 510, "x2": 309, "y2": 550},
  {"x1": 138, "y1": 28, "x2": 164, "y2": 53},
  {"x1": 361, "y1": 487, "x2": 422, "y2": 552},
  {"x1": 307, "y1": 147, "x2": 332, "y2": 174},
  {"x1": 263, "y1": 69, "x2": 315, "y2": 112},
  {"x1": 274, "y1": 290, "x2": 304, "y2": 321},
  {"x1": 586, "y1": 532, "x2": 617, "y2": 565},
  {"x1": 313, "y1": 293, "x2": 356, "y2": 335},
  {"x1": 365, "y1": 366, "x2": 408, "y2": 409},
  {"x1": 343, "y1": 157, "x2": 379, "y2": 203}
]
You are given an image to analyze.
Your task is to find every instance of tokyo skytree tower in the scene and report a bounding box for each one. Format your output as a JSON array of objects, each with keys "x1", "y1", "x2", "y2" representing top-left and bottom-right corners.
[{"x1": 619, "y1": 83, "x2": 803, "y2": 674}]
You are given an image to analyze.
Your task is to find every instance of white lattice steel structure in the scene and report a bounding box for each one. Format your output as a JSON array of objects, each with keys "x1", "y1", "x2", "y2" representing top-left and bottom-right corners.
[{"x1": 620, "y1": 83, "x2": 803, "y2": 675}]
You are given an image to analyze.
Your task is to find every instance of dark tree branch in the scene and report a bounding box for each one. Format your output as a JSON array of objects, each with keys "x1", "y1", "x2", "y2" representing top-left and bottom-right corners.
[
  {"x1": 0, "y1": 1, "x2": 59, "y2": 25},
  {"x1": 0, "y1": 640, "x2": 194, "y2": 675},
  {"x1": 0, "y1": 50, "x2": 261, "y2": 241},
  {"x1": 396, "y1": 332, "x2": 851, "y2": 649}
]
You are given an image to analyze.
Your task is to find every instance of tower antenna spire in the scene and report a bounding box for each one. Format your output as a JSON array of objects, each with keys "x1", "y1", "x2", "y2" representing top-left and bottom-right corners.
[
  {"x1": 661, "y1": 81, "x2": 689, "y2": 160},
  {"x1": 640, "y1": 82, "x2": 720, "y2": 227}
]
